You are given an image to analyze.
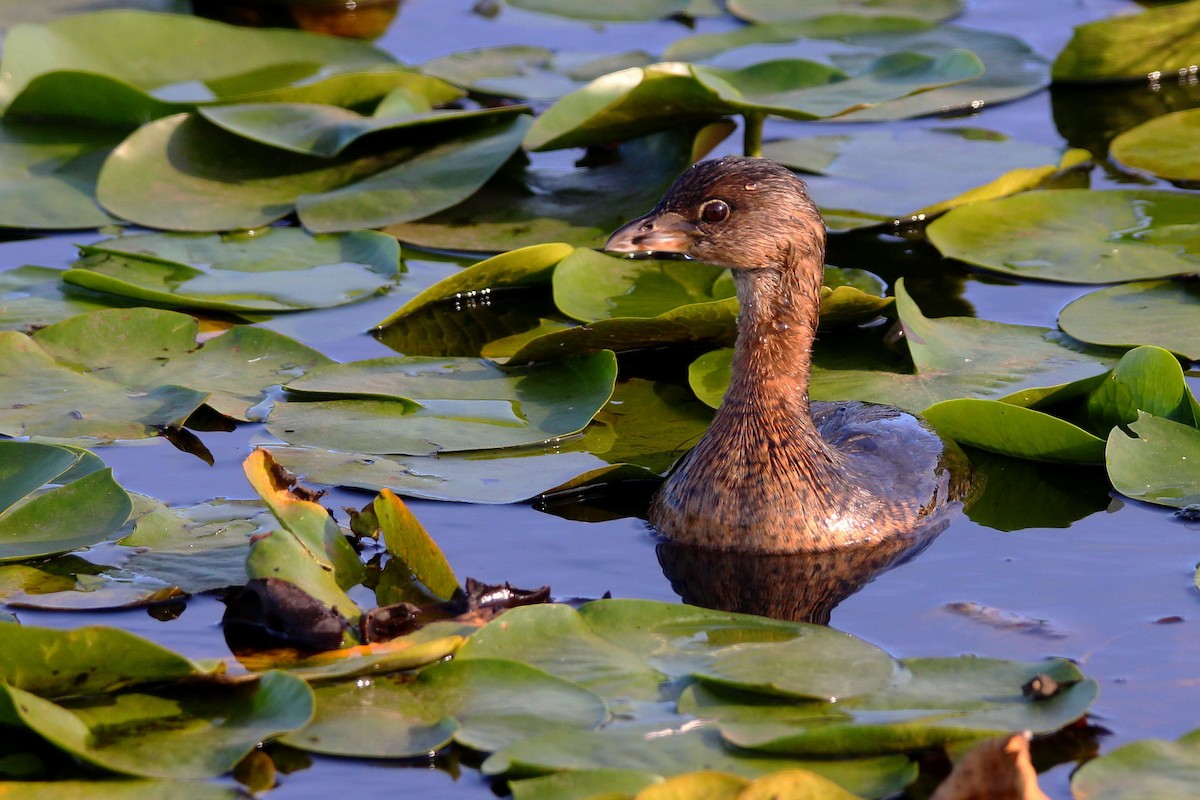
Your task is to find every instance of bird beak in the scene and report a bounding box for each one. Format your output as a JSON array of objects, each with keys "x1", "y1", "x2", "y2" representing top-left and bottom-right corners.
[{"x1": 605, "y1": 211, "x2": 697, "y2": 256}]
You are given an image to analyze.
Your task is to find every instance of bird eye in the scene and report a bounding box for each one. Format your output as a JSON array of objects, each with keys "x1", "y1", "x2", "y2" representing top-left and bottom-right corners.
[{"x1": 700, "y1": 199, "x2": 730, "y2": 223}]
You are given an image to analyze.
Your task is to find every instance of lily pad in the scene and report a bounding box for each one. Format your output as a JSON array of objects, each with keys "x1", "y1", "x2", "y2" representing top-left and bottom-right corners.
[
  {"x1": 98, "y1": 111, "x2": 530, "y2": 234},
  {"x1": 0, "y1": 265, "x2": 138, "y2": 333},
  {"x1": 63, "y1": 228, "x2": 399, "y2": 313},
  {"x1": 0, "y1": 624, "x2": 212, "y2": 697},
  {"x1": 926, "y1": 189, "x2": 1200, "y2": 284},
  {"x1": 0, "y1": 121, "x2": 122, "y2": 229},
  {"x1": 705, "y1": 656, "x2": 1096, "y2": 756},
  {"x1": 1084, "y1": 346, "x2": 1200, "y2": 433},
  {"x1": 117, "y1": 500, "x2": 275, "y2": 594},
  {"x1": 1052, "y1": 0, "x2": 1200, "y2": 83},
  {"x1": 506, "y1": 0, "x2": 690, "y2": 22},
  {"x1": 0, "y1": 10, "x2": 402, "y2": 125},
  {"x1": 1059, "y1": 280, "x2": 1200, "y2": 361},
  {"x1": 387, "y1": 123, "x2": 734, "y2": 251},
  {"x1": 483, "y1": 722, "x2": 916, "y2": 799},
  {"x1": 0, "y1": 441, "x2": 131, "y2": 562},
  {"x1": 265, "y1": 377, "x2": 711, "y2": 503},
  {"x1": 1070, "y1": 727, "x2": 1200, "y2": 799},
  {"x1": 268, "y1": 351, "x2": 618, "y2": 455},
  {"x1": 762, "y1": 128, "x2": 1090, "y2": 231},
  {"x1": 423, "y1": 46, "x2": 656, "y2": 102},
  {"x1": 727, "y1": 0, "x2": 961, "y2": 24},
  {"x1": 1106, "y1": 412, "x2": 1200, "y2": 509},
  {"x1": 283, "y1": 658, "x2": 607, "y2": 758},
  {"x1": 1110, "y1": 109, "x2": 1200, "y2": 182},
  {"x1": 21, "y1": 307, "x2": 331, "y2": 423},
  {"x1": 0, "y1": 782, "x2": 241, "y2": 800},
  {"x1": 367, "y1": 488, "x2": 459, "y2": 603},
  {"x1": 921, "y1": 399, "x2": 1105, "y2": 464},
  {"x1": 665, "y1": 17, "x2": 933, "y2": 62},
  {"x1": 0, "y1": 671, "x2": 312, "y2": 779}
]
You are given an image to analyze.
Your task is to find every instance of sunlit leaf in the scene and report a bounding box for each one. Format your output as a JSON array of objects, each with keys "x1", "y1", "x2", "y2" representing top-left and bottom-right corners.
[
  {"x1": 763, "y1": 128, "x2": 1089, "y2": 230},
  {"x1": 1052, "y1": 0, "x2": 1200, "y2": 82},
  {"x1": 922, "y1": 399, "x2": 1105, "y2": 464},
  {"x1": 238, "y1": 626, "x2": 465, "y2": 682},
  {"x1": 1084, "y1": 346, "x2": 1200, "y2": 433},
  {"x1": 1070, "y1": 727, "x2": 1200, "y2": 799},
  {"x1": 1106, "y1": 412, "x2": 1200, "y2": 509},
  {"x1": 0, "y1": 671, "x2": 312, "y2": 779},
  {"x1": 423, "y1": 45, "x2": 655, "y2": 101},
  {"x1": 926, "y1": 189, "x2": 1200, "y2": 283},
  {"x1": 666, "y1": 17, "x2": 930, "y2": 62},
  {"x1": 371, "y1": 488, "x2": 459, "y2": 602},
  {"x1": 268, "y1": 351, "x2": 618, "y2": 455},
  {"x1": 727, "y1": 0, "x2": 961, "y2": 24},
  {"x1": 63, "y1": 228, "x2": 399, "y2": 313},
  {"x1": 1110, "y1": 108, "x2": 1200, "y2": 182},
  {"x1": 1058, "y1": 279, "x2": 1200, "y2": 360},
  {"x1": 636, "y1": 771, "x2": 747, "y2": 800},
  {"x1": 387, "y1": 123, "x2": 734, "y2": 251},
  {"x1": 507, "y1": 0, "x2": 690, "y2": 22},
  {"x1": 0, "y1": 265, "x2": 137, "y2": 333},
  {"x1": 510, "y1": 769, "x2": 662, "y2": 800},
  {"x1": 0, "y1": 781, "x2": 241, "y2": 800},
  {"x1": 0, "y1": 10, "x2": 400, "y2": 125}
]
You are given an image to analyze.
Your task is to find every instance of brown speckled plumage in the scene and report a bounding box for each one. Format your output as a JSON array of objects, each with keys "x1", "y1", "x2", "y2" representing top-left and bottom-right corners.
[{"x1": 607, "y1": 156, "x2": 968, "y2": 553}]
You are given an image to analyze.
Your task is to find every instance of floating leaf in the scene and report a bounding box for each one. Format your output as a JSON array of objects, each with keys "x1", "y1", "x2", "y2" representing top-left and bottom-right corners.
[
  {"x1": 0, "y1": 624, "x2": 212, "y2": 697},
  {"x1": 239, "y1": 626, "x2": 465, "y2": 682},
  {"x1": 763, "y1": 128, "x2": 1089, "y2": 230},
  {"x1": 117, "y1": 500, "x2": 275, "y2": 594},
  {"x1": 926, "y1": 189, "x2": 1200, "y2": 283},
  {"x1": 1084, "y1": 346, "x2": 1200, "y2": 432},
  {"x1": 922, "y1": 399, "x2": 1105, "y2": 464},
  {"x1": 1058, "y1": 279, "x2": 1200, "y2": 360},
  {"x1": 0, "y1": 265, "x2": 137, "y2": 332},
  {"x1": 727, "y1": 0, "x2": 961, "y2": 24},
  {"x1": 0, "y1": 671, "x2": 312, "y2": 779},
  {"x1": 423, "y1": 45, "x2": 655, "y2": 101},
  {"x1": 1070, "y1": 727, "x2": 1200, "y2": 799},
  {"x1": 0, "y1": 781, "x2": 241, "y2": 800},
  {"x1": 19, "y1": 307, "x2": 331, "y2": 424},
  {"x1": 1110, "y1": 109, "x2": 1200, "y2": 182},
  {"x1": 510, "y1": 769, "x2": 662, "y2": 800},
  {"x1": 0, "y1": 10, "x2": 402, "y2": 125},
  {"x1": 268, "y1": 351, "x2": 618, "y2": 455},
  {"x1": 665, "y1": 17, "x2": 932, "y2": 62},
  {"x1": 0, "y1": 441, "x2": 131, "y2": 562},
  {"x1": 1106, "y1": 412, "x2": 1200, "y2": 509},
  {"x1": 705, "y1": 657, "x2": 1093, "y2": 756},
  {"x1": 483, "y1": 721, "x2": 916, "y2": 799},
  {"x1": 387, "y1": 123, "x2": 734, "y2": 251},
  {"x1": 507, "y1": 0, "x2": 690, "y2": 22},
  {"x1": 1052, "y1": 0, "x2": 1200, "y2": 82},
  {"x1": 265, "y1": 378, "x2": 711, "y2": 503},
  {"x1": 63, "y1": 228, "x2": 399, "y2": 313},
  {"x1": 0, "y1": 121, "x2": 122, "y2": 229}
]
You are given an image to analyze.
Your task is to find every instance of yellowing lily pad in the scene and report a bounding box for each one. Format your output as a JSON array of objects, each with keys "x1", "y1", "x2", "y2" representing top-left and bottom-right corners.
[{"x1": 1110, "y1": 109, "x2": 1200, "y2": 182}]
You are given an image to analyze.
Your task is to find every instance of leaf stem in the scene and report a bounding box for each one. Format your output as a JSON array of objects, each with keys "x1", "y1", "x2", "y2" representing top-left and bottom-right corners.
[{"x1": 742, "y1": 112, "x2": 765, "y2": 157}]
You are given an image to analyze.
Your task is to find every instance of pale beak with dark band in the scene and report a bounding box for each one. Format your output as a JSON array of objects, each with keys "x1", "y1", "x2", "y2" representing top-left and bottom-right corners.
[{"x1": 605, "y1": 210, "x2": 696, "y2": 255}]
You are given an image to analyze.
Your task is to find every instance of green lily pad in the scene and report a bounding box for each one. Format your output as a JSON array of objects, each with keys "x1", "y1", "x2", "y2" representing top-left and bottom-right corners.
[
  {"x1": 116, "y1": 500, "x2": 274, "y2": 594},
  {"x1": 694, "y1": 281, "x2": 1118, "y2": 414},
  {"x1": 1106, "y1": 412, "x2": 1200, "y2": 509},
  {"x1": 926, "y1": 189, "x2": 1200, "y2": 283},
  {"x1": 284, "y1": 657, "x2": 607, "y2": 758},
  {"x1": 483, "y1": 722, "x2": 916, "y2": 798},
  {"x1": 1110, "y1": 108, "x2": 1200, "y2": 182},
  {"x1": 0, "y1": 441, "x2": 131, "y2": 562},
  {"x1": 727, "y1": 0, "x2": 961, "y2": 24},
  {"x1": 387, "y1": 123, "x2": 734, "y2": 252},
  {"x1": 0, "y1": 265, "x2": 138, "y2": 333},
  {"x1": 705, "y1": 656, "x2": 1095, "y2": 756},
  {"x1": 1071, "y1": 727, "x2": 1200, "y2": 799},
  {"x1": 0, "y1": 121, "x2": 122, "y2": 229},
  {"x1": 375, "y1": 243, "x2": 574, "y2": 330},
  {"x1": 0, "y1": 781, "x2": 241, "y2": 800},
  {"x1": 666, "y1": 17, "x2": 931, "y2": 62},
  {"x1": 458, "y1": 600, "x2": 895, "y2": 705},
  {"x1": 762, "y1": 128, "x2": 1090, "y2": 231},
  {"x1": 0, "y1": 624, "x2": 212, "y2": 697},
  {"x1": 1084, "y1": 346, "x2": 1200, "y2": 433},
  {"x1": 264, "y1": 377, "x2": 711, "y2": 503},
  {"x1": 507, "y1": 0, "x2": 690, "y2": 22},
  {"x1": 63, "y1": 228, "x2": 398, "y2": 313},
  {"x1": 97, "y1": 111, "x2": 528, "y2": 234},
  {"x1": 23, "y1": 307, "x2": 331, "y2": 423},
  {"x1": 0, "y1": 671, "x2": 312, "y2": 779},
  {"x1": 268, "y1": 351, "x2": 618, "y2": 455},
  {"x1": 921, "y1": 399, "x2": 1105, "y2": 464},
  {"x1": 1053, "y1": 0, "x2": 1200, "y2": 82},
  {"x1": 510, "y1": 769, "x2": 662, "y2": 800},
  {"x1": 423, "y1": 46, "x2": 656, "y2": 101},
  {"x1": 524, "y1": 53, "x2": 981, "y2": 151},
  {"x1": 0, "y1": 10, "x2": 401, "y2": 125},
  {"x1": 1059, "y1": 280, "x2": 1200, "y2": 360}
]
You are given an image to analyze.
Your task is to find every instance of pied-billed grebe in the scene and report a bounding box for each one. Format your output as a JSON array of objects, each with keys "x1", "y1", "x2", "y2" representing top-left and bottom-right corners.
[{"x1": 606, "y1": 155, "x2": 965, "y2": 553}]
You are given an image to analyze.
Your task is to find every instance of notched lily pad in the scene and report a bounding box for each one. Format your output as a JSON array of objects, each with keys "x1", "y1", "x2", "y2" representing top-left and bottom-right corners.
[
  {"x1": 926, "y1": 189, "x2": 1200, "y2": 284},
  {"x1": 1106, "y1": 412, "x2": 1200, "y2": 509},
  {"x1": 267, "y1": 351, "x2": 618, "y2": 455},
  {"x1": 64, "y1": 228, "x2": 400, "y2": 313}
]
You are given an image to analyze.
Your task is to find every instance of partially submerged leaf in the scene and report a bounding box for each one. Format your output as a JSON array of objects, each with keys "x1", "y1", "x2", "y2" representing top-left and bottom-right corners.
[
  {"x1": 1106, "y1": 412, "x2": 1200, "y2": 509},
  {"x1": 926, "y1": 189, "x2": 1200, "y2": 283},
  {"x1": 922, "y1": 399, "x2": 1105, "y2": 464},
  {"x1": 1070, "y1": 726, "x2": 1200, "y2": 799},
  {"x1": 0, "y1": 265, "x2": 140, "y2": 332},
  {"x1": 507, "y1": 0, "x2": 690, "y2": 23},
  {"x1": 371, "y1": 488, "x2": 460, "y2": 603}
]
